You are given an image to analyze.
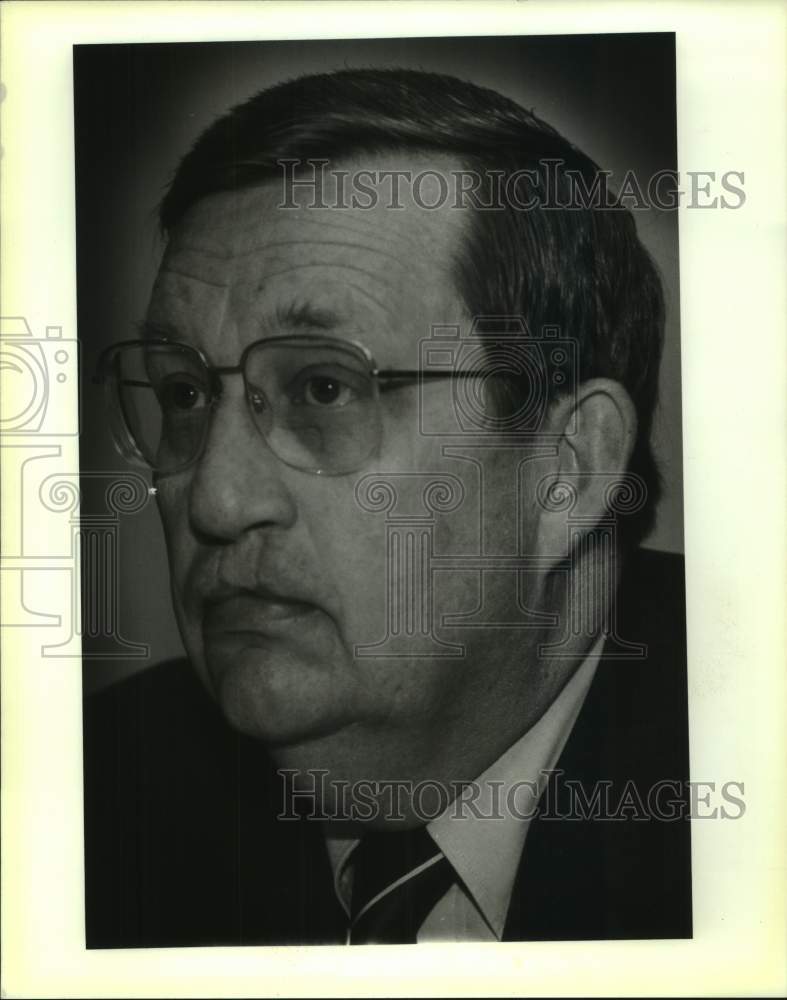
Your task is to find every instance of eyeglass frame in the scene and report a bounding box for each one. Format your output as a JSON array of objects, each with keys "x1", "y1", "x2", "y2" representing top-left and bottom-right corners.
[{"x1": 93, "y1": 333, "x2": 506, "y2": 477}]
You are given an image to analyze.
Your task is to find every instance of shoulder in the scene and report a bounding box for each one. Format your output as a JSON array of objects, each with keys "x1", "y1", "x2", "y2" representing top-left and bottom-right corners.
[
  {"x1": 590, "y1": 546, "x2": 689, "y2": 777},
  {"x1": 504, "y1": 547, "x2": 692, "y2": 941},
  {"x1": 84, "y1": 661, "x2": 340, "y2": 946},
  {"x1": 617, "y1": 546, "x2": 686, "y2": 647},
  {"x1": 84, "y1": 658, "x2": 228, "y2": 760},
  {"x1": 84, "y1": 661, "x2": 238, "y2": 945}
]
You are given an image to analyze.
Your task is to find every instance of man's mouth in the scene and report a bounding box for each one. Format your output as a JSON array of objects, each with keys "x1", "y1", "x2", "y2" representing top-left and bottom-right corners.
[{"x1": 202, "y1": 592, "x2": 321, "y2": 640}]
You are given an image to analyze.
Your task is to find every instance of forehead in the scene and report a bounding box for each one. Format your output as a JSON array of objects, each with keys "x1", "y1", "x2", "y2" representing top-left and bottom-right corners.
[{"x1": 148, "y1": 152, "x2": 471, "y2": 364}]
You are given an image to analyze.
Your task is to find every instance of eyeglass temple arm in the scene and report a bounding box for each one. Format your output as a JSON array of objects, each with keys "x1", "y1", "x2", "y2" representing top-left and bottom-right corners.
[{"x1": 375, "y1": 369, "x2": 502, "y2": 385}]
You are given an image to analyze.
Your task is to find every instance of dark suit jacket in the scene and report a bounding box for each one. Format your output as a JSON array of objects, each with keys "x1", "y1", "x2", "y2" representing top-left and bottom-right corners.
[{"x1": 83, "y1": 548, "x2": 691, "y2": 947}]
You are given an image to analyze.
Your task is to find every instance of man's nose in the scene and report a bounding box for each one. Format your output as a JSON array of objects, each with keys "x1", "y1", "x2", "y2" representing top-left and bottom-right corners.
[{"x1": 187, "y1": 379, "x2": 297, "y2": 541}]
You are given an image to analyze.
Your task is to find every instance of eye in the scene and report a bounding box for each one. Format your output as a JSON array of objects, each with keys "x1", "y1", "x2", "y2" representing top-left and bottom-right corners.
[
  {"x1": 288, "y1": 367, "x2": 365, "y2": 409},
  {"x1": 157, "y1": 375, "x2": 209, "y2": 414},
  {"x1": 303, "y1": 375, "x2": 355, "y2": 407}
]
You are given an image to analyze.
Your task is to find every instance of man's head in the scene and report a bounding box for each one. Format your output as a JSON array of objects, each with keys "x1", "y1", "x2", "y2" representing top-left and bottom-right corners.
[
  {"x1": 139, "y1": 69, "x2": 663, "y2": 810},
  {"x1": 159, "y1": 66, "x2": 664, "y2": 530}
]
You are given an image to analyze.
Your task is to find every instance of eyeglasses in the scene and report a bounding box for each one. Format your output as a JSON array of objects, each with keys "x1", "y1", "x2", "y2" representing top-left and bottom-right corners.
[{"x1": 93, "y1": 335, "x2": 495, "y2": 477}]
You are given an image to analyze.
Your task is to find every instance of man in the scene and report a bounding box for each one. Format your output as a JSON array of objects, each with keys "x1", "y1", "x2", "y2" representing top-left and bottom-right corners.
[{"x1": 84, "y1": 68, "x2": 691, "y2": 946}]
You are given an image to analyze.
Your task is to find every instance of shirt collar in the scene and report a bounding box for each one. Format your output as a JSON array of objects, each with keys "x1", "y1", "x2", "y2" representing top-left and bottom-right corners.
[
  {"x1": 324, "y1": 832, "x2": 357, "y2": 918},
  {"x1": 323, "y1": 641, "x2": 603, "y2": 935}
]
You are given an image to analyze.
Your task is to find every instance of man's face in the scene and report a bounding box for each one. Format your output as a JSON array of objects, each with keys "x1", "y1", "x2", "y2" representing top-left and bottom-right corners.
[{"x1": 150, "y1": 156, "x2": 552, "y2": 788}]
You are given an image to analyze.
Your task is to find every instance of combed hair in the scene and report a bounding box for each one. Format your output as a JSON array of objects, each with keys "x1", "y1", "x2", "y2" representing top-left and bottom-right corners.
[{"x1": 160, "y1": 68, "x2": 665, "y2": 546}]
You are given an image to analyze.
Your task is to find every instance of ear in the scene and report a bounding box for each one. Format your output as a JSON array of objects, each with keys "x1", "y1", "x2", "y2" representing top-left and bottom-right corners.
[{"x1": 531, "y1": 378, "x2": 637, "y2": 563}]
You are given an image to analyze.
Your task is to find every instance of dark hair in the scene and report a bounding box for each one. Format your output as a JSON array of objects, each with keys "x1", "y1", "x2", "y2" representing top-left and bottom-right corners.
[{"x1": 160, "y1": 68, "x2": 664, "y2": 546}]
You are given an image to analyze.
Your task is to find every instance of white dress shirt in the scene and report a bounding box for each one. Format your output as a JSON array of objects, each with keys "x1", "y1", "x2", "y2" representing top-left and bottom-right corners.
[{"x1": 325, "y1": 642, "x2": 602, "y2": 942}]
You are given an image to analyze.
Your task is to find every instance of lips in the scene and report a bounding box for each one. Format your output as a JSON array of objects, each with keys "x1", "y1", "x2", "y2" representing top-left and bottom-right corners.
[{"x1": 202, "y1": 591, "x2": 320, "y2": 638}]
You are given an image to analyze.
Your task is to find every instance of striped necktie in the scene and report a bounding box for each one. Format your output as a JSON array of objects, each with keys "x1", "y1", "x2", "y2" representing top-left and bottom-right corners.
[{"x1": 348, "y1": 825, "x2": 455, "y2": 944}]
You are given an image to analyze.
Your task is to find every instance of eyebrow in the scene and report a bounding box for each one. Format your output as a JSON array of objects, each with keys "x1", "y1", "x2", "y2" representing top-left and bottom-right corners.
[
  {"x1": 274, "y1": 301, "x2": 344, "y2": 332},
  {"x1": 133, "y1": 301, "x2": 347, "y2": 341},
  {"x1": 135, "y1": 319, "x2": 180, "y2": 340}
]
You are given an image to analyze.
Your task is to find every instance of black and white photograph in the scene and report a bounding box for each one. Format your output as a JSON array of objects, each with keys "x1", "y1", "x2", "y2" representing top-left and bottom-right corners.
[
  {"x1": 76, "y1": 34, "x2": 692, "y2": 948},
  {"x1": 1, "y1": 2, "x2": 785, "y2": 997}
]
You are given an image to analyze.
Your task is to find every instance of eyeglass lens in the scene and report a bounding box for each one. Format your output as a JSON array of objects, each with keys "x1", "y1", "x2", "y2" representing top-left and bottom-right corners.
[{"x1": 109, "y1": 339, "x2": 381, "y2": 475}]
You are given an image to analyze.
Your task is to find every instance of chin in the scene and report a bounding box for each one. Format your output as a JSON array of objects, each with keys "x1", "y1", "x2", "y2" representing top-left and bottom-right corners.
[{"x1": 210, "y1": 655, "x2": 354, "y2": 747}]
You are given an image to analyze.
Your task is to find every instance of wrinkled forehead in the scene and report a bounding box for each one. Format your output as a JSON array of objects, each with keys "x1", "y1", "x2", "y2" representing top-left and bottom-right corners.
[
  {"x1": 159, "y1": 152, "x2": 475, "y2": 277},
  {"x1": 147, "y1": 153, "x2": 472, "y2": 362}
]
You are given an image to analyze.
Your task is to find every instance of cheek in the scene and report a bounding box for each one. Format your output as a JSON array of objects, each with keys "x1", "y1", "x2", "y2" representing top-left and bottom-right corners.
[
  {"x1": 311, "y1": 502, "x2": 390, "y2": 647},
  {"x1": 155, "y1": 487, "x2": 195, "y2": 609}
]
